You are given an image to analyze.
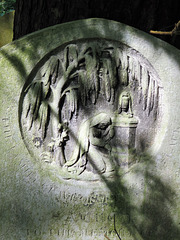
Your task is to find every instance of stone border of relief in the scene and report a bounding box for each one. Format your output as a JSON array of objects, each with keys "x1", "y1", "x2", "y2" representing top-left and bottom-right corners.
[
  {"x1": 0, "y1": 18, "x2": 180, "y2": 176},
  {"x1": 18, "y1": 36, "x2": 163, "y2": 180},
  {"x1": 0, "y1": 18, "x2": 179, "y2": 171},
  {"x1": 0, "y1": 19, "x2": 180, "y2": 239}
]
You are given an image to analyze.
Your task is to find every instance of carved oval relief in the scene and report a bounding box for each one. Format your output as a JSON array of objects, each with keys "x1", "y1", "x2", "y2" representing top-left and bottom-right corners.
[{"x1": 19, "y1": 39, "x2": 163, "y2": 181}]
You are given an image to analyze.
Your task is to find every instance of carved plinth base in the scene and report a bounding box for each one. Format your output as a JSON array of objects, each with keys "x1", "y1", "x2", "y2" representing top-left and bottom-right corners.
[{"x1": 112, "y1": 114, "x2": 138, "y2": 168}]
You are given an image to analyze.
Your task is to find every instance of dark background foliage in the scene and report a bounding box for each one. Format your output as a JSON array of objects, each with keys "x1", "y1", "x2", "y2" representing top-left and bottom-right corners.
[
  {"x1": 0, "y1": 0, "x2": 16, "y2": 16},
  {"x1": 12, "y1": 0, "x2": 180, "y2": 49}
]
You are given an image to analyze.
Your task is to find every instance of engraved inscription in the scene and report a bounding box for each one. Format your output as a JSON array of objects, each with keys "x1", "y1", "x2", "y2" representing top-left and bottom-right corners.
[
  {"x1": 55, "y1": 191, "x2": 110, "y2": 206},
  {"x1": 26, "y1": 228, "x2": 133, "y2": 239},
  {"x1": 2, "y1": 116, "x2": 16, "y2": 153},
  {"x1": 170, "y1": 128, "x2": 180, "y2": 145},
  {"x1": 2, "y1": 117, "x2": 14, "y2": 141}
]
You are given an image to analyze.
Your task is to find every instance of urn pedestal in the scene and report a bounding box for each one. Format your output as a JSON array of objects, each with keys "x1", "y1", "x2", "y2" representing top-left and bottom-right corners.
[{"x1": 112, "y1": 114, "x2": 138, "y2": 168}]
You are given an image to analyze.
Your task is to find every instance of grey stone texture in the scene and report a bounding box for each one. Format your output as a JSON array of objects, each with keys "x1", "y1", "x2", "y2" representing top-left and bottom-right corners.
[{"x1": 0, "y1": 19, "x2": 180, "y2": 240}]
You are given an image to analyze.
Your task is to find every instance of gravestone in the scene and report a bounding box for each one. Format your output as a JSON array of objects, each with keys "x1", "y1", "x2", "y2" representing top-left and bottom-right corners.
[{"x1": 0, "y1": 19, "x2": 180, "y2": 240}]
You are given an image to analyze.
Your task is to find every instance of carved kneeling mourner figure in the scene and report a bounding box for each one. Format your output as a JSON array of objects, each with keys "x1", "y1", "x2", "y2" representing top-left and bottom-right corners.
[{"x1": 64, "y1": 113, "x2": 114, "y2": 175}]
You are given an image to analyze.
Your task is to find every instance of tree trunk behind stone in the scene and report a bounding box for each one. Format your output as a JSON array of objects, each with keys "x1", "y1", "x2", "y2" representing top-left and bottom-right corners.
[{"x1": 13, "y1": 0, "x2": 180, "y2": 49}]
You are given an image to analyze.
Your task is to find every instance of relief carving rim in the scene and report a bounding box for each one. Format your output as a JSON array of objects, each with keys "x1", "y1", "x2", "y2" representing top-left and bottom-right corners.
[{"x1": 19, "y1": 38, "x2": 166, "y2": 181}]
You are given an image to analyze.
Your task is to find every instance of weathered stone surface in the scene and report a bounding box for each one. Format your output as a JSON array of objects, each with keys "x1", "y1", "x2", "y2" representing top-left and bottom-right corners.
[{"x1": 0, "y1": 19, "x2": 180, "y2": 240}]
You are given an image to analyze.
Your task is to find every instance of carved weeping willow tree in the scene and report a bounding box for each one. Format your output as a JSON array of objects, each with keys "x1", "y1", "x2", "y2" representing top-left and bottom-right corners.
[
  {"x1": 22, "y1": 41, "x2": 161, "y2": 165},
  {"x1": 24, "y1": 43, "x2": 119, "y2": 137}
]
